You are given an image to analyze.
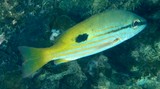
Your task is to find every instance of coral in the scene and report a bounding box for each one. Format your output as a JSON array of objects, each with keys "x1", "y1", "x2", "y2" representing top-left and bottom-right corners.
[
  {"x1": 85, "y1": 54, "x2": 111, "y2": 77},
  {"x1": 131, "y1": 41, "x2": 160, "y2": 62},
  {"x1": 130, "y1": 41, "x2": 160, "y2": 88},
  {"x1": 0, "y1": 50, "x2": 22, "y2": 89},
  {"x1": 58, "y1": 0, "x2": 93, "y2": 18},
  {"x1": 58, "y1": 62, "x2": 87, "y2": 89},
  {"x1": 136, "y1": 75, "x2": 160, "y2": 89},
  {"x1": 107, "y1": 0, "x2": 141, "y2": 10},
  {"x1": 49, "y1": 29, "x2": 60, "y2": 41},
  {"x1": 130, "y1": 39, "x2": 160, "y2": 73},
  {"x1": 31, "y1": 61, "x2": 87, "y2": 89},
  {"x1": 91, "y1": 0, "x2": 107, "y2": 14},
  {"x1": 91, "y1": 73, "x2": 110, "y2": 89},
  {"x1": 0, "y1": 33, "x2": 6, "y2": 45}
]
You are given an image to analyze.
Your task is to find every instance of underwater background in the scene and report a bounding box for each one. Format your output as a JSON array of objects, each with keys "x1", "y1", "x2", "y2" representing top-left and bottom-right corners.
[{"x1": 0, "y1": 0, "x2": 160, "y2": 89}]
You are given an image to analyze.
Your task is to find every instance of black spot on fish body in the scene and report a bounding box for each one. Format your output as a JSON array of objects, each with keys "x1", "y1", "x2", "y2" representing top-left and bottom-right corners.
[{"x1": 76, "y1": 33, "x2": 88, "y2": 43}]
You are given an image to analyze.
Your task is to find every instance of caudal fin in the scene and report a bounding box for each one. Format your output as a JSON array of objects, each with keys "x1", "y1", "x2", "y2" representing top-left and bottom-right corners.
[{"x1": 18, "y1": 46, "x2": 50, "y2": 77}]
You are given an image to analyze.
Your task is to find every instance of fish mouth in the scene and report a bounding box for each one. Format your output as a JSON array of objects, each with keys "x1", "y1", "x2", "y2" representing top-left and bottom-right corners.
[
  {"x1": 138, "y1": 20, "x2": 147, "y2": 30},
  {"x1": 139, "y1": 17, "x2": 147, "y2": 26}
]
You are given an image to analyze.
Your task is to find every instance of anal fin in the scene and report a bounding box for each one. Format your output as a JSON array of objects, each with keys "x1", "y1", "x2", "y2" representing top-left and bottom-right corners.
[{"x1": 54, "y1": 59, "x2": 70, "y2": 65}]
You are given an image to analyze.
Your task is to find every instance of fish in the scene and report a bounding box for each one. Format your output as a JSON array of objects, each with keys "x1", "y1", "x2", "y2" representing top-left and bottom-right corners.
[{"x1": 18, "y1": 10, "x2": 147, "y2": 77}]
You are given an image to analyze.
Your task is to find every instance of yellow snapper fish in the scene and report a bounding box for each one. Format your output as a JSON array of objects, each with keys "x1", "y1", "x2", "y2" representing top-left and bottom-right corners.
[{"x1": 19, "y1": 10, "x2": 146, "y2": 77}]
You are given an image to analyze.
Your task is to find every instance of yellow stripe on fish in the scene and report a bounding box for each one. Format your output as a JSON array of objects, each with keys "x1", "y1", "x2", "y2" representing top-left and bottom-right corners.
[{"x1": 18, "y1": 10, "x2": 147, "y2": 77}]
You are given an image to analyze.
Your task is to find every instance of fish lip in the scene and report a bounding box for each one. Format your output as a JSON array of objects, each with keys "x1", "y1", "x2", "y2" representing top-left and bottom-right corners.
[{"x1": 136, "y1": 18, "x2": 147, "y2": 27}]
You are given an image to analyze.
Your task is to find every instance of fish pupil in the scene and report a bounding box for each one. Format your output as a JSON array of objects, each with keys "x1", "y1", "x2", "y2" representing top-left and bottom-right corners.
[
  {"x1": 132, "y1": 19, "x2": 141, "y2": 28},
  {"x1": 133, "y1": 21, "x2": 139, "y2": 26},
  {"x1": 76, "y1": 33, "x2": 88, "y2": 43}
]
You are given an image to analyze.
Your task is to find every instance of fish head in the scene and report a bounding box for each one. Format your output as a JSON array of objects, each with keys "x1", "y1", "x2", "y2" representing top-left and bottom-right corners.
[
  {"x1": 110, "y1": 10, "x2": 147, "y2": 42},
  {"x1": 126, "y1": 11, "x2": 146, "y2": 34}
]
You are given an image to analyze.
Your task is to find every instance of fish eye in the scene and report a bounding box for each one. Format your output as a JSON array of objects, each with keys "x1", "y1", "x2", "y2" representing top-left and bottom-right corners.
[{"x1": 132, "y1": 19, "x2": 141, "y2": 28}]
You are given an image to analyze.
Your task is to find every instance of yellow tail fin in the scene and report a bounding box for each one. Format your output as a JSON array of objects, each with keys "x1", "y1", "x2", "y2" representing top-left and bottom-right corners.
[{"x1": 18, "y1": 46, "x2": 50, "y2": 77}]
